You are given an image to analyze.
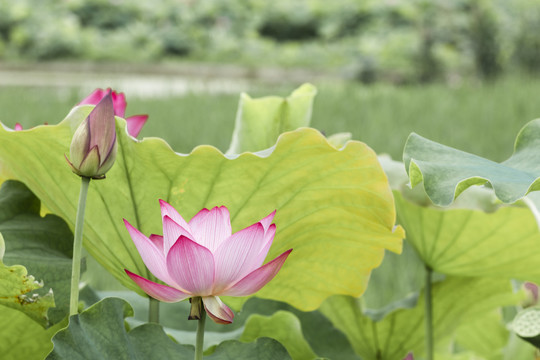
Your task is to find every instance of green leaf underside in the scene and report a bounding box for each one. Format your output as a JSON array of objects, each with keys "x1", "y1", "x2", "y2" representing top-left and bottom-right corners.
[
  {"x1": 403, "y1": 119, "x2": 540, "y2": 206},
  {"x1": 320, "y1": 276, "x2": 522, "y2": 360},
  {"x1": 0, "y1": 106, "x2": 402, "y2": 311},
  {"x1": 0, "y1": 180, "x2": 74, "y2": 324},
  {"x1": 394, "y1": 191, "x2": 540, "y2": 281},
  {"x1": 47, "y1": 297, "x2": 290, "y2": 360},
  {"x1": 227, "y1": 83, "x2": 317, "y2": 154}
]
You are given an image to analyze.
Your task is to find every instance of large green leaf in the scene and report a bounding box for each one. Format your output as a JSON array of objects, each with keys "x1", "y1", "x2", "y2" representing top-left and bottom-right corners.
[
  {"x1": 403, "y1": 119, "x2": 540, "y2": 206},
  {"x1": 0, "y1": 306, "x2": 67, "y2": 360},
  {"x1": 241, "y1": 311, "x2": 318, "y2": 360},
  {"x1": 320, "y1": 276, "x2": 522, "y2": 360},
  {"x1": 394, "y1": 191, "x2": 540, "y2": 281},
  {"x1": 227, "y1": 83, "x2": 317, "y2": 154},
  {"x1": 47, "y1": 297, "x2": 290, "y2": 360},
  {"x1": 87, "y1": 291, "x2": 358, "y2": 359},
  {"x1": 0, "y1": 180, "x2": 74, "y2": 324},
  {"x1": 0, "y1": 106, "x2": 402, "y2": 311}
]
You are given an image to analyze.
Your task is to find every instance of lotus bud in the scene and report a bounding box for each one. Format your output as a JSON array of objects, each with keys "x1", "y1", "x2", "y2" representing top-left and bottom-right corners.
[{"x1": 66, "y1": 94, "x2": 117, "y2": 179}]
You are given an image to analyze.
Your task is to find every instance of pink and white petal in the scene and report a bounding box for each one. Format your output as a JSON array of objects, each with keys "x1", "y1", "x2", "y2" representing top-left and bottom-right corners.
[
  {"x1": 220, "y1": 249, "x2": 292, "y2": 297},
  {"x1": 189, "y1": 206, "x2": 231, "y2": 251},
  {"x1": 166, "y1": 236, "x2": 215, "y2": 295},
  {"x1": 126, "y1": 114, "x2": 148, "y2": 137},
  {"x1": 163, "y1": 215, "x2": 193, "y2": 254},
  {"x1": 149, "y1": 234, "x2": 164, "y2": 253},
  {"x1": 123, "y1": 219, "x2": 173, "y2": 285},
  {"x1": 252, "y1": 224, "x2": 276, "y2": 269},
  {"x1": 213, "y1": 223, "x2": 266, "y2": 293},
  {"x1": 125, "y1": 270, "x2": 190, "y2": 302},
  {"x1": 159, "y1": 200, "x2": 191, "y2": 231},
  {"x1": 202, "y1": 296, "x2": 234, "y2": 324},
  {"x1": 258, "y1": 210, "x2": 276, "y2": 231}
]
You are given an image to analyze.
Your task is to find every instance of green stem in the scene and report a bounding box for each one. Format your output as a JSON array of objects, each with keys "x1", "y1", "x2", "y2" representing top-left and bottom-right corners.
[
  {"x1": 149, "y1": 297, "x2": 160, "y2": 323},
  {"x1": 69, "y1": 176, "x2": 91, "y2": 316},
  {"x1": 195, "y1": 303, "x2": 206, "y2": 360},
  {"x1": 425, "y1": 266, "x2": 433, "y2": 360}
]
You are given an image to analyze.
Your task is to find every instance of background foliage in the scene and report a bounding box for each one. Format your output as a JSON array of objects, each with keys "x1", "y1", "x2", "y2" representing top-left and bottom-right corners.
[{"x1": 1, "y1": 0, "x2": 540, "y2": 82}]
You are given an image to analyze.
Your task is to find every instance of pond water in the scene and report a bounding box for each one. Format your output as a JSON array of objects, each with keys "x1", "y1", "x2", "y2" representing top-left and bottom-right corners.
[{"x1": 0, "y1": 69, "x2": 254, "y2": 98}]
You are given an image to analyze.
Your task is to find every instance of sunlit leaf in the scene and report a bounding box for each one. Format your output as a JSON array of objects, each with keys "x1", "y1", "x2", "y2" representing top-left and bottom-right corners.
[
  {"x1": 0, "y1": 180, "x2": 74, "y2": 324},
  {"x1": 0, "y1": 306, "x2": 67, "y2": 359},
  {"x1": 320, "y1": 276, "x2": 522, "y2": 360},
  {"x1": 0, "y1": 106, "x2": 402, "y2": 311},
  {"x1": 0, "y1": 253, "x2": 54, "y2": 327},
  {"x1": 227, "y1": 83, "x2": 317, "y2": 154},
  {"x1": 403, "y1": 119, "x2": 540, "y2": 206}
]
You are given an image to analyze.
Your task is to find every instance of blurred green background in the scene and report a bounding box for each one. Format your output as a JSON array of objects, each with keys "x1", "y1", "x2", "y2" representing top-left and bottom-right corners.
[{"x1": 1, "y1": 0, "x2": 540, "y2": 161}]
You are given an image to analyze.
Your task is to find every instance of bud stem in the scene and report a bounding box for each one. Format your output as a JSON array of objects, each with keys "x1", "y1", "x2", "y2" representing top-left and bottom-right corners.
[{"x1": 69, "y1": 176, "x2": 91, "y2": 316}]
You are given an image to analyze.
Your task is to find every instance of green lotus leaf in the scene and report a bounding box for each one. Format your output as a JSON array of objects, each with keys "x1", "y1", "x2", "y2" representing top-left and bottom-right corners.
[
  {"x1": 0, "y1": 105, "x2": 403, "y2": 311},
  {"x1": 320, "y1": 276, "x2": 522, "y2": 360},
  {"x1": 227, "y1": 83, "x2": 317, "y2": 154},
  {"x1": 394, "y1": 191, "x2": 540, "y2": 280},
  {"x1": 361, "y1": 241, "x2": 425, "y2": 321},
  {"x1": 240, "y1": 311, "x2": 318, "y2": 360},
  {"x1": 0, "y1": 248, "x2": 54, "y2": 327},
  {"x1": 403, "y1": 119, "x2": 540, "y2": 206},
  {"x1": 0, "y1": 306, "x2": 67, "y2": 359},
  {"x1": 47, "y1": 297, "x2": 290, "y2": 360},
  {"x1": 0, "y1": 180, "x2": 74, "y2": 324},
  {"x1": 47, "y1": 297, "x2": 193, "y2": 359},
  {"x1": 454, "y1": 311, "x2": 509, "y2": 359}
]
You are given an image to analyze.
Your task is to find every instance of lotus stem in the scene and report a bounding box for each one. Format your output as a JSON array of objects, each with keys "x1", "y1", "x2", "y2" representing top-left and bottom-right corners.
[
  {"x1": 194, "y1": 298, "x2": 206, "y2": 360},
  {"x1": 425, "y1": 266, "x2": 434, "y2": 360},
  {"x1": 69, "y1": 176, "x2": 91, "y2": 316},
  {"x1": 149, "y1": 297, "x2": 160, "y2": 323}
]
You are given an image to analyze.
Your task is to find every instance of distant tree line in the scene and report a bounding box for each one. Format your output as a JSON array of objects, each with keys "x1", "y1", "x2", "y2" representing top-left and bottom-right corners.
[{"x1": 0, "y1": 0, "x2": 539, "y2": 83}]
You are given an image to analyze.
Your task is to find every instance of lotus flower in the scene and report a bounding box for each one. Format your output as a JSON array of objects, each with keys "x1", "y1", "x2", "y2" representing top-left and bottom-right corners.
[
  {"x1": 66, "y1": 94, "x2": 117, "y2": 179},
  {"x1": 79, "y1": 88, "x2": 148, "y2": 137},
  {"x1": 124, "y1": 201, "x2": 292, "y2": 324},
  {"x1": 14, "y1": 123, "x2": 23, "y2": 131}
]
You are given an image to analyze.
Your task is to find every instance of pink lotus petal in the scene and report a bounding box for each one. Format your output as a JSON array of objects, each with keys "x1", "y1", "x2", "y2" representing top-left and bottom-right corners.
[
  {"x1": 149, "y1": 234, "x2": 164, "y2": 253},
  {"x1": 189, "y1": 206, "x2": 231, "y2": 251},
  {"x1": 125, "y1": 270, "x2": 189, "y2": 303},
  {"x1": 202, "y1": 296, "x2": 234, "y2": 324},
  {"x1": 159, "y1": 200, "x2": 191, "y2": 231},
  {"x1": 221, "y1": 249, "x2": 292, "y2": 296},
  {"x1": 14, "y1": 123, "x2": 23, "y2": 131},
  {"x1": 213, "y1": 223, "x2": 266, "y2": 293},
  {"x1": 259, "y1": 210, "x2": 276, "y2": 231},
  {"x1": 124, "y1": 219, "x2": 173, "y2": 285},
  {"x1": 167, "y1": 236, "x2": 215, "y2": 295},
  {"x1": 126, "y1": 115, "x2": 148, "y2": 137},
  {"x1": 254, "y1": 223, "x2": 276, "y2": 268},
  {"x1": 79, "y1": 88, "x2": 107, "y2": 106},
  {"x1": 163, "y1": 215, "x2": 193, "y2": 254},
  {"x1": 111, "y1": 91, "x2": 127, "y2": 118}
]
